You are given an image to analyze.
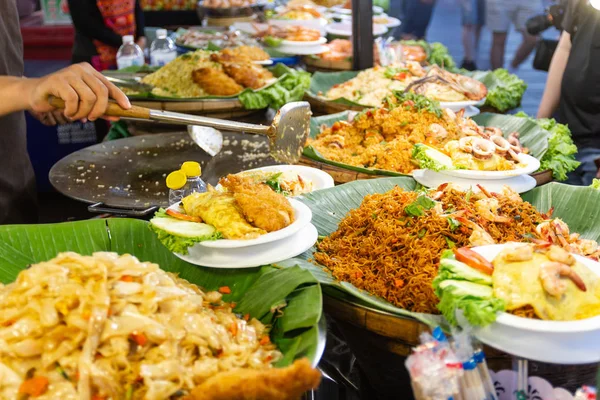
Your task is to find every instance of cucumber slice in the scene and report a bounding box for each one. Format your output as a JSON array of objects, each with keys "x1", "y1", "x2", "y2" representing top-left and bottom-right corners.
[
  {"x1": 150, "y1": 216, "x2": 216, "y2": 239},
  {"x1": 440, "y1": 258, "x2": 493, "y2": 286},
  {"x1": 438, "y1": 280, "x2": 493, "y2": 298}
]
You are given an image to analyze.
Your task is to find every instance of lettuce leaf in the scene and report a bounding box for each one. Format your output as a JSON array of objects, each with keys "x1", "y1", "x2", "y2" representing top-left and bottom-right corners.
[
  {"x1": 515, "y1": 112, "x2": 580, "y2": 181},
  {"x1": 437, "y1": 289, "x2": 505, "y2": 326},
  {"x1": 239, "y1": 65, "x2": 312, "y2": 110},
  {"x1": 428, "y1": 42, "x2": 456, "y2": 70},
  {"x1": 412, "y1": 143, "x2": 454, "y2": 171},
  {"x1": 592, "y1": 179, "x2": 600, "y2": 189},
  {"x1": 461, "y1": 69, "x2": 527, "y2": 112}
]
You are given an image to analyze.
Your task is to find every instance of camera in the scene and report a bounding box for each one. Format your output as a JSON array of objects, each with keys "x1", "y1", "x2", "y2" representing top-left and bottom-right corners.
[{"x1": 526, "y1": 1, "x2": 567, "y2": 35}]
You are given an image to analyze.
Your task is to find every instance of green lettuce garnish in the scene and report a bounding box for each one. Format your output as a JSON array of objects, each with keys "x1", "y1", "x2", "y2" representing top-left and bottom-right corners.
[
  {"x1": 411, "y1": 143, "x2": 453, "y2": 172},
  {"x1": 515, "y1": 112, "x2": 580, "y2": 181},
  {"x1": 239, "y1": 65, "x2": 311, "y2": 110},
  {"x1": 437, "y1": 290, "x2": 505, "y2": 326},
  {"x1": 591, "y1": 179, "x2": 600, "y2": 189}
]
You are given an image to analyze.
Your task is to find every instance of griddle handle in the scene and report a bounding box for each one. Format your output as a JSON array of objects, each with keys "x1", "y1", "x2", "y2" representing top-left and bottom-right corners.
[
  {"x1": 48, "y1": 96, "x2": 151, "y2": 120},
  {"x1": 88, "y1": 202, "x2": 158, "y2": 217}
]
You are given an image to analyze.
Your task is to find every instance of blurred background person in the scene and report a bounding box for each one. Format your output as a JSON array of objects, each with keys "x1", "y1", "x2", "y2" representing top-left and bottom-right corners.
[
  {"x1": 67, "y1": 0, "x2": 146, "y2": 70},
  {"x1": 538, "y1": 0, "x2": 600, "y2": 185},
  {"x1": 399, "y1": 0, "x2": 437, "y2": 40},
  {"x1": 486, "y1": 0, "x2": 543, "y2": 71},
  {"x1": 460, "y1": 0, "x2": 485, "y2": 70}
]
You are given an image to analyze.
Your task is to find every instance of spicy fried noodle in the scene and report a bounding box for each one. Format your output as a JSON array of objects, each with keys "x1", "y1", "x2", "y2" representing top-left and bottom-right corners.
[{"x1": 0, "y1": 253, "x2": 280, "y2": 400}]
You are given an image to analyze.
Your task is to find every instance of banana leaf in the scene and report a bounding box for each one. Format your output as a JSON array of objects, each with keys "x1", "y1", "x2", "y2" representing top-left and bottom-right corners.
[
  {"x1": 0, "y1": 218, "x2": 324, "y2": 367},
  {"x1": 304, "y1": 112, "x2": 551, "y2": 177},
  {"x1": 277, "y1": 177, "x2": 600, "y2": 327},
  {"x1": 107, "y1": 63, "x2": 311, "y2": 110}
]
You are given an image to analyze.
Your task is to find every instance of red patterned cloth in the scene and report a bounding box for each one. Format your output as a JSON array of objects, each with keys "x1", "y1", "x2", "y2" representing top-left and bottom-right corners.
[{"x1": 94, "y1": 0, "x2": 136, "y2": 69}]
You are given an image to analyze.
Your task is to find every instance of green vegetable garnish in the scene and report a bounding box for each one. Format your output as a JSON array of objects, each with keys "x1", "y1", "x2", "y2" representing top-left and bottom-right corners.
[
  {"x1": 405, "y1": 195, "x2": 437, "y2": 217},
  {"x1": 265, "y1": 172, "x2": 285, "y2": 194},
  {"x1": 412, "y1": 143, "x2": 454, "y2": 172},
  {"x1": 388, "y1": 92, "x2": 443, "y2": 118},
  {"x1": 447, "y1": 217, "x2": 461, "y2": 231},
  {"x1": 264, "y1": 36, "x2": 283, "y2": 48},
  {"x1": 149, "y1": 209, "x2": 221, "y2": 255},
  {"x1": 384, "y1": 66, "x2": 409, "y2": 79},
  {"x1": 592, "y1": 179, "x2": 600, "y2": 189}
]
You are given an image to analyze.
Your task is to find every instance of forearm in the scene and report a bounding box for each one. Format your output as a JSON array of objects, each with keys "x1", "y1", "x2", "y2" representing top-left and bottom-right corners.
[
  {"x1": 0, "y1": 77, "x2": 35, "y2": 116},
  {"x1": 537, "y1": 33, "x2": 571, "y2": 118}
]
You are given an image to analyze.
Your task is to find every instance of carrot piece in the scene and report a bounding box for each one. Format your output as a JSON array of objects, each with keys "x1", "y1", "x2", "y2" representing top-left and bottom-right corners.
[
  {"x1": 394, "y1": 279, "x2": 404, "y2": 288},
  {"x1": 218, "y1": 286, "x2": 231, "y2": 294},
  {"x1": 259, "y1": 336, "x2": 271, "y2": 345},
  {"x1": 166, "y1": 209, "x2": 202, "y2": 222},
  {"x1": 82, "y1": 310, "x2": 91, "y2": 320},
  {"x1": 243, "y1": 313, "x2": 250, "y2": 321},
  {"x1": 19, "y1": 376, "x2": 49, "y2": 397},
  {"x1": 230, "y1": 321, "x2": 238, "y2": 337},
  {"x1": 120, "y1": 275, "x2": 134, "y2": 282},
  {"x1": 130, "y1": 332, "x2": 147, "y2": 346}
]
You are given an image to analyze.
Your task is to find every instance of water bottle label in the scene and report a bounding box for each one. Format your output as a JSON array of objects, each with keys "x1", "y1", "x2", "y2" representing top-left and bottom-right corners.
[
  {"x1": 117, "y1": 56, "x2": 144, "y2": 69},
  {"x1": 151, "y1": 52, "x2": 177, "y2": 67}
]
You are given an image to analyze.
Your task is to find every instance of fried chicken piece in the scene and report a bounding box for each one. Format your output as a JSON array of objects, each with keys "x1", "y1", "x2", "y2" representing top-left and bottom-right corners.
[
  {"x1": 221, "y1": 62, "x2": 274, "y2": 90},
  {"x1": 212, "y1": 46, "x2": 270, "y2": 62},
  {"x1": 220, "y1": 174, "x2": 295, "y2": 232},
  {"x1": 210, "y1": 51, "x2": 253, "y2": 65},
  {"x1": 191, "y1": 67, "x2": 243, "y2": 96},
  {"x1": 186, "y1": 358, "x2": 321, "y2": 400}
]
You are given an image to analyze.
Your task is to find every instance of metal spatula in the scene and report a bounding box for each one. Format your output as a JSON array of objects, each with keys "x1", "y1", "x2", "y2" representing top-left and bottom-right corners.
[{"x1": 48, "y1": 97, "x2": 312, "y2": 164}]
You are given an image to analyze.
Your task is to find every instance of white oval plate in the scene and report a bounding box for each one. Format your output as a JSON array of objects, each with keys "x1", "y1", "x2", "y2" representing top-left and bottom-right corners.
[
  {"x1": 438, "y1": 153, "x2": 541, "y2": 180},
  {"x1": 171, "y1": 197, "x2": 312, "y2": 249},
  {"x1": 325, "y1": 22, "x2": 388, "y2": 37},
  {"x1": 340, "y1": 14, "x2": 401, "y2": 28},
  {"x1": 460, "y1": 244, "x2": 600, "y2": 364},
  {"x1": 277, "y1": 44, "x2": 330, "y2": 55},
  {"x1": 440, "y1": 98, "x2": 486, "y2": 111},
  {"x1": 175, "y1": 223, "x2": 318, "y2": 268},
  {"x1": 280, "y1": 37, "x2": 327, "y2": 46},
  {"x1": 330, "y1": 5, "x2": 384, "y2": 15},
  {"x1": 412, "y1": 169, "x2": 537, "y2": 194},
  {"x1": 227, "y1": 164, "x2": 335, "y2": 194}
]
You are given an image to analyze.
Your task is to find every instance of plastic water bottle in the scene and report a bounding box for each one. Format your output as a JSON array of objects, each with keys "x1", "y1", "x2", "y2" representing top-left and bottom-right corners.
[
  {"x1": 166, "y1": 170, "x2": 187, "y2": 205},
  {"x1": 150, "y1": 29, "x2": 177, "y2": 67},
  {"x1": 116, "y1": 35, "x2": 145, "y2": 70},
  {"x1": 181, "y1": 161, "x2": 207, "y2": 197}
]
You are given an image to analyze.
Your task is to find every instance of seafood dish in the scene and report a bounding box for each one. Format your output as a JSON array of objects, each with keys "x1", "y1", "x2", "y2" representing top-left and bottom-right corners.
[
  {"x1": 225, "y1": 169, "x2": 314, "y2": 196},
  {"x1": 251, "y1": 24, "x2": 322, "y2": 43},
  {"x1": 0, "y1": 252, "x2": 321, "y2": 399},
  {"x1": 175, "y1": 30, "x2": 262, "y2": 51},
  {"x1": 434, "y1": 242, "x2": 600, "y2": 327},
  {"x1": 308, "y1": 93, "x2": 528, "y2": 174},
  {"x1": 203, "y1": 0, "x2": 256, "y2": 7},
  {"x1": 137, "y1": 48, "x2": 275, "y2": 98},
  {"x1": 150, "y1": 177, "x2": 295, "y2": 254},
  {"x1": 274, "y1": 5, "x2": 323, "y2": 20},
  {"x1": 323, "y1": 63, "x2": 486, "y2": 107},
  {"x1": 313, "y1": 183, "x2": 600, "y2": 315}
]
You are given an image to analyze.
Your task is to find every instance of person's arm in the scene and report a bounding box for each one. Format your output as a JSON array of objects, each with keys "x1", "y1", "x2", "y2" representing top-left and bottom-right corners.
[
  {"x1": 0, "y1": 63, "x2": 130, "y2": 121},
  {"x1": 537, "y1": 32, "x2": 572, "y2": 118},
  {"x1": 67, "y1": 0, "x2": 122, "y2": 48}
]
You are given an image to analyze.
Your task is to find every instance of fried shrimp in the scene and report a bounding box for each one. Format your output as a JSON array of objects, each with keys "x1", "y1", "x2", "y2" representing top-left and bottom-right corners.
[{"x1": 192, "y1": 67, "x2": 244, "y2": 96}]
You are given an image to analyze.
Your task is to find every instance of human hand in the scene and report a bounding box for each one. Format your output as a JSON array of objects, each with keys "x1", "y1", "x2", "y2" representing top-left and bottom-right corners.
[
  {"x1": 26, "y1": 63, "x2": 131, "y2": 122},
  {"x1": 30, "y1": 109, "x2": 70, "y2": 126}
]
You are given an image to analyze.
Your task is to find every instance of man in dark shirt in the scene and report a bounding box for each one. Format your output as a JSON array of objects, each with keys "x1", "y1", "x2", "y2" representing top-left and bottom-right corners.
[
  {"x1": 0, "y1": 0, "x2": 130, "y2": 224},
  {"x1": 538, "y1": 0, "x2": 600, "y2": 185}
]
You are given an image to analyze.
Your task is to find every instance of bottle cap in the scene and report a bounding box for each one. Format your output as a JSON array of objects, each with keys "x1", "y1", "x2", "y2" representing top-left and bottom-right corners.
[
  {"x1": 156, "y1": 29, "x2": 167, "y2": 38},
  {"x1": 181, "y1": 161, "x2": 201, "y2": 177},
  {"x1": 123, "y1": 35, "x2": 134, "y2": 44},
  {"x1": 166, "y1": 170, "x2": 187, "y2": 190}
]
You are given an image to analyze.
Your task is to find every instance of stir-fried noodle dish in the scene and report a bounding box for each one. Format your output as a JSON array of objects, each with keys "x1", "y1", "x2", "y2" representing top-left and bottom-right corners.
[
  {"x1": 314, "y1": 184, "x2": 600, "y2": 315},
  {"x1": 0, "y1": 253, "x2": 281, "y2": 399}
]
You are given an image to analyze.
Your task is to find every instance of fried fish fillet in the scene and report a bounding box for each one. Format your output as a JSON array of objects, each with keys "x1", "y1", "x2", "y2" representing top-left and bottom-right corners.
[
  {"x1": 186, "y1": 358, "x2": 322, "y2": 400},
  {"x1": 219, "y1": 174, "x2": 295, "y2": 232},
  {"x1": 191, "y1": 67, "x2": 244, "y2": 96},
  {"x1": 182, "y1": 191, "x2": 265, "y2": 239},
  {"x1": 221, "y1": 62, "x2": 275, "y2": 90}
]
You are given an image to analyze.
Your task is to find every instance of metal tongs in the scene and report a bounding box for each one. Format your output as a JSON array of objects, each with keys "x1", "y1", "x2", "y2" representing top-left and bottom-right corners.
[{"x1": 48, "y1": 97, "x2": 312, "y2": 164}]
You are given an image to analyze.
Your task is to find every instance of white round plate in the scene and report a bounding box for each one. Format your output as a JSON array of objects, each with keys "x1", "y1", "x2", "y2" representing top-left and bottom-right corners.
[
  {"x1": 437, "y1": 153, "x2": 541, "y2": 180},
  {"x1": 280, "y1": 37, "x2": 327, "y2": 46},
  {"x1": 440, "y1": 98, "x2": 486, "y2": 112},
  {"x1": 269, "y1": 18, "x2": 329, "y2": 35},
  {"x1": 459, "y1": 244, "x2": 600, "y2": 364},
  {"x1": 412, "y1": 169, "x2": 537, "y2": 194},
  {"x1": 331, "y1": 5, "x2": 384, "y2": 15},
  {"x1": 175, "y1": 223, "x2": 318, "y2": 268},
  {"x1": 340, "y1": 14, "x2": 401, "y2": 28},
  {"x1": 325, "y1": 22, "x2": 388, "y2": 37},
  {"x1": 277, "y1": 44, "x2": 330, "y2": 55},
  {"x1": 254, "y1": 59, "x2": 274, "y2": 65},
  {"x1": 229, "y1": 164, "x2": 335, "y2": 193},
  {"x1": 461, "y1": 105, "x2": 480, "y2": 118}
]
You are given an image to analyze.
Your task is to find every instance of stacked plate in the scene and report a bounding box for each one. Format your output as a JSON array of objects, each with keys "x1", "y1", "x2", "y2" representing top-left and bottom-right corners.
[{"x1": 413, "y1": 153, "x2": 541, "y2": 194}]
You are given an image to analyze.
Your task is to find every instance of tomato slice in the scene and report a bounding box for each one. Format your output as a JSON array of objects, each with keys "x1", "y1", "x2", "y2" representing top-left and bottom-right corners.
[
  {"x1": 166, "y1": 209, "x2": 201, "y2": 223},
  {"x1": 453, "y1": 247, "x2": 494, "y2": 275}
]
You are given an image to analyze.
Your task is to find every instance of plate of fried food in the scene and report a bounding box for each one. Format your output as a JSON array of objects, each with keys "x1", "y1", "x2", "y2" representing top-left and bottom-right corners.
[
  {"x1": 436, "y1": 243, "x2": 600, "y2": 364},
  {"x1": 150, "y1": 174, "x2": 317, "y2": 266}
]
